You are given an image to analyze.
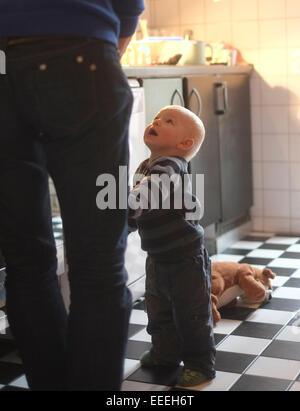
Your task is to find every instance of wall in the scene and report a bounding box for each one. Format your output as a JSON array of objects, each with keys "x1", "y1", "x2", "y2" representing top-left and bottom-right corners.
[{"x1": 145, "y1": 0, "x2": 300, "y2": 234}]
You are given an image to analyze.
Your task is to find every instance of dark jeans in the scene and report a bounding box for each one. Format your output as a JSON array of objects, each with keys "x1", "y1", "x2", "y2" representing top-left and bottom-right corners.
[
  {"x1": 0, "y1": 36, "x2": 133, "y2": 390},
  {"x1": 145, "y1": 248, "x2": 216, "y2": 379}
]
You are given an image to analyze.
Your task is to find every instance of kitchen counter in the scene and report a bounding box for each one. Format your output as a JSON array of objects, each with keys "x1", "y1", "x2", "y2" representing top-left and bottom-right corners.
[{"x1": 123, "y1": 64, "x2": 253, "y2": 78}]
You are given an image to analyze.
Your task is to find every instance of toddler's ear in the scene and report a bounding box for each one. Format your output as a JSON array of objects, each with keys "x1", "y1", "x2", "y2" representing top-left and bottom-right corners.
[{"x1": 178, "y1": 138, "x2": 194, "y2": 150}]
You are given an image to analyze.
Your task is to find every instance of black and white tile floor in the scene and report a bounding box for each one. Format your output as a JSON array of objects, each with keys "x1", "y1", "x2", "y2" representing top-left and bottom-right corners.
[{"x1": 1, "y1": 232, "x2": 300, "y2": 391}]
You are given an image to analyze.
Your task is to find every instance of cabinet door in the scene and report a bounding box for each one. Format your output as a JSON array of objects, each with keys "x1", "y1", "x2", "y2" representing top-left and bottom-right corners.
[
  {"x1": 183, "y1": 76, "x2": 222, "y2": 227},
  {"x1": 141, "y1": 78, "x2": 184, "y2": 125},
  {"x1": 216, "y1": 74, "x2": 253, "y2": 222}
]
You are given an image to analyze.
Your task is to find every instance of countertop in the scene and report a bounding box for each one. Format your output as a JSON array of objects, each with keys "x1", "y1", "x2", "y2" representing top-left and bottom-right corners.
[{"x1": 123, "y1": 64, "x2": 253, "y2": 78}]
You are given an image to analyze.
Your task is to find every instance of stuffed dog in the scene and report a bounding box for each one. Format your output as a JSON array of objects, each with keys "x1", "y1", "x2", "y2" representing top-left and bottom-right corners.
[{"x1": 211, "y1": 262, "x2": 276, "y2": 324}]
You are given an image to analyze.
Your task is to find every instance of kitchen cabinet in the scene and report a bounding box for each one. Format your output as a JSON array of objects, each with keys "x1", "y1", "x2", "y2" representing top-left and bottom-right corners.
[
  {"x1": 141, "y1": 78, "x2": 184, "y2": 125},
  {"x1": 140, "y1": 72, "x2": 253, "y2": 228},
  {"x1": 216, "y1": 74, "x2": 253, "y2": 222},
  {"x1": 183, "y1": 73, "x2": 253, "y2": 227},
  {"x1": 183, "y1": 75, "x2": 222, "y2": 227},
  {"x1": 126, "y1": 80, "x2": 147, "y2": 302}
]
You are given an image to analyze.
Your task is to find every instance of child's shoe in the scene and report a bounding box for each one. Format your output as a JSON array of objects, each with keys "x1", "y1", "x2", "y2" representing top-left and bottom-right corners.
[
  {"x1": 140, "y1": 350, "x2": 179, "y2": 368},
  {"x1": 176, "y1": 368, "x2": 209, "y2": 388}
]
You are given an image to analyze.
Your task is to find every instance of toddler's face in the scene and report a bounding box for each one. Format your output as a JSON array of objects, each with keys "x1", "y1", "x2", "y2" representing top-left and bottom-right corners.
[{"x1": 144, "y1": 107, "x2": 190, "y2": 153}]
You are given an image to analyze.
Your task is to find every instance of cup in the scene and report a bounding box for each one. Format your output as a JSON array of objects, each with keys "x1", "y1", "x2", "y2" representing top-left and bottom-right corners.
[
  {"x1": 182, "y1": 41, "x2": 209, "y2": 65},
  {"x1": 193, "y1": 41, "x2": 207, "y2": 65}
]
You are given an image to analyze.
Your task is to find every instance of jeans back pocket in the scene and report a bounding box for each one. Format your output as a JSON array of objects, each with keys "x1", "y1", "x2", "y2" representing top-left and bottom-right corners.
[{"x1": 36, "y1": 54, "x2": 98, "y2": 136}]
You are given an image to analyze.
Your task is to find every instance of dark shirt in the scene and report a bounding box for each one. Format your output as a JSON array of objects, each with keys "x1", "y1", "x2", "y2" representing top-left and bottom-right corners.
[
  {"x1": 0, "y1": 0, "x2": 145, "y2": 47},
  {"x1": 128, "y1": 156, "x2": 204, "y2": 259}
]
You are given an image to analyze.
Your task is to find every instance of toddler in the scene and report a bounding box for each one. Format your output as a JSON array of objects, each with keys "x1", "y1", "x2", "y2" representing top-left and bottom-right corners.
[{"x1": 128, "y1": 105, "x2": 216, "y2": 388}]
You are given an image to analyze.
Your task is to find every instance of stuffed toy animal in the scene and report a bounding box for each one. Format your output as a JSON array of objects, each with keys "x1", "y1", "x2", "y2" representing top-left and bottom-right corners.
[{"x1": 211, "y1": 262, "x2": 276, "y2": 324}]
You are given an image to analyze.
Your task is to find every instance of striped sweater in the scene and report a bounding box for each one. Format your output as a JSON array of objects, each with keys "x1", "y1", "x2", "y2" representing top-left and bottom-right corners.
[{"x1": 128, "y1": 156, "x2": 204, "y2": 259}]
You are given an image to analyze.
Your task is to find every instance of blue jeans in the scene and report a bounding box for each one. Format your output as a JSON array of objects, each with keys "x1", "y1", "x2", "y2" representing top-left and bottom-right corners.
[
  {"x1": 145, "y1": 247, "x2": 216, "y2": 379},
  {"x1": 0, "y1": 36, "x2": 133, "y2": 390}
]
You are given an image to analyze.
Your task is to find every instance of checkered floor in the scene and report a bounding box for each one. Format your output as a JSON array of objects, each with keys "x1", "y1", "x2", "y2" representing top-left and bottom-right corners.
[{"x1": 1, "y1": 232, "x2": 300, "y2": 391}]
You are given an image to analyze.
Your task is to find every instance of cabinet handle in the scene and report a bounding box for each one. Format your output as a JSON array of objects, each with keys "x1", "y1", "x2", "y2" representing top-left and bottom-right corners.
[
  {"x1": 214, "y1": 82, "x2": 228, "y2": 115},
  {"x1": 188, "y1": 88, "x2": 202, "y2": 116},
  {"x1": 170, "y1": 89, "x2": 184, "y2": 107}
]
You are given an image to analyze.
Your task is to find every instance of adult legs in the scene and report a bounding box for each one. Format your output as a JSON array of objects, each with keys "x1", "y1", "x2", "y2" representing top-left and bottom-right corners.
[
  {"x1": 41, "y1": 41, "x2": 133, "y2": 390},
  {"x1": 0, "y1": 36, "x2": 133, "y2": 390},
  {"x1": 0, "y1": 74, "x2": 68, "y2": 390}
]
